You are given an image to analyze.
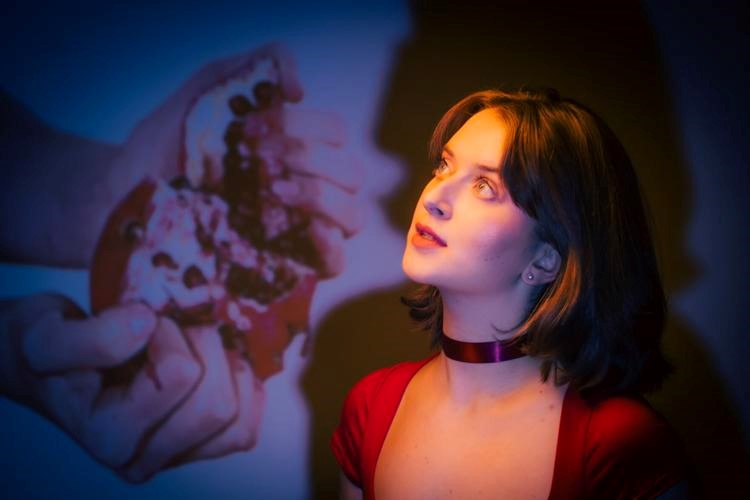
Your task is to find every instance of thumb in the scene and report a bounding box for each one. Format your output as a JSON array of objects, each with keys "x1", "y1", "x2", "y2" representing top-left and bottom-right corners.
[{"x1": 22, "y1": 302, "x2": 157, "y2": 373}]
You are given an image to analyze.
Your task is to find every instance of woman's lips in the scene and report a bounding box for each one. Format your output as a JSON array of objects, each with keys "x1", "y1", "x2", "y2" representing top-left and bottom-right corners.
[{"x1": 414, "y1": 222, "x2": 447, "y2": 247}]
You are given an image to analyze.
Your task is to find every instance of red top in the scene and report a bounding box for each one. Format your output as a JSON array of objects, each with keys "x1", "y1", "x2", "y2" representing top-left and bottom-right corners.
[{"x1": 331, "y1": 356, "x2": 688, "y2": 499}]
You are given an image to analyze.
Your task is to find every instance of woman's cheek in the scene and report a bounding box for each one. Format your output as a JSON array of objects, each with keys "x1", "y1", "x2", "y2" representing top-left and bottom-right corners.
[
  {"x1": 464, "y1": 228, "x2": 531, "y2": 286},
  {"x1": 470, "y1": 227, "x2": 516, "y2": 259}
]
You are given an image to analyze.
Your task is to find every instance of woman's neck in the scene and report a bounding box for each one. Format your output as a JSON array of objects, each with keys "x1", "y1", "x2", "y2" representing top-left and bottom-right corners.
[
  {"x1": 440, "y1": 286, "x2": 529, "y2": 341},
  {"x1": 436, "y1": 288, "x2": 545, "y2": 406},
  {"x1": 434, "y1": 352, "x2": 545, "y2": 408}
]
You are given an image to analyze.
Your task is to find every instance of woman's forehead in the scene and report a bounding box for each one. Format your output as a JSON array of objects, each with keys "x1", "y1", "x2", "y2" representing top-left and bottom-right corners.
[{"x1": 445, "y1": 109, "x2": 508, "y2": 167}]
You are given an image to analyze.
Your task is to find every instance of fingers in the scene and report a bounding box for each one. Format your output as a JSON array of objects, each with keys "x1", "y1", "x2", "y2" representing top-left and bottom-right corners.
[
  {"x1": 272, "y1": 108, "x2": 366, "y2": 238},
  {"x1": 34, "y1": 370, "x2": 102, "y2": 439},
  {"x1": 284, "y1": 108, "x2": 346, "y2": 147},
  {"x1": 284, "y1": 141, "x2": 365, "y2": 194},
  {"x1": 22, "y1": 302, "x2": 157, "y2": 373},
  {"x1": 43, "y1": 317, "x2": 201, "y2": 468},
  {"x1": 121, "y1": 325, "x2": 237, "y2": 483},
  {"x1": 271, "y1": 175, "x2": 365, "y2": 238},
  {"x1": 283, "y1": 108, "x2": 365, "y2": 193},
  {"x1": 309, "y1": 219, "x2": 346, "y2": 278},
  {"x1": 171, "y1": 352, "x2": 265, "y2": 464}
]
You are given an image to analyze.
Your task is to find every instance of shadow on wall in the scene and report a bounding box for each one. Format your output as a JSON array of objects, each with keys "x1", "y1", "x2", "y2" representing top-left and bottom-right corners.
[{"x1": 302, "y1": 1, "x2": 748, "y2": 497}]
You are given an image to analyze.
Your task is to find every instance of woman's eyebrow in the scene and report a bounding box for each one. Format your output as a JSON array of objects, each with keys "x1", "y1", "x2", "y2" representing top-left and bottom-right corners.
[
  {"x1": 443, "y1": 146, "x2": 501, "y2": 174},
  {"x1": 477, "y1": 165, "x2": 502, "y2": 174}
]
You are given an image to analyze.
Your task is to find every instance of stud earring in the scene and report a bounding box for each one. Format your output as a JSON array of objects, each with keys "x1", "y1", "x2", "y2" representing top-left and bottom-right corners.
[{"x1": 527, "y1": 273, "x2": 534, "y2": 280}]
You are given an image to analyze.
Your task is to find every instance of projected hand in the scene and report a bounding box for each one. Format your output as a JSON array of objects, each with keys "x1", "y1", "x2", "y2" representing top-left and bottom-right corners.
[
  {"x1": 1, "y1": 43, "x2": 312, "y2": 268},
  {"x1": 117, "y1": 324, "x2": 265, "y2": 483},
  {"x1": 0, "y1": 294, "x2": 200, "y2": 470},
  {"x1": 271, "y1": 107, "x2": 365, "y2": 277},
  {"x1": 105, "y1": 63, "x2": 365, "y2": 480},
  {"x1": 107, "y1": 42, "x2": 364, "y2": 278},
  {"x1": 107, "y1": 43, "x2": 305, "y2": 195},
  {"x1": 0, "y1": 43, "x2": 365, "y2": 482},
  {"x1": 0, "y1": 294, "x2": 267, "y2": 483}
]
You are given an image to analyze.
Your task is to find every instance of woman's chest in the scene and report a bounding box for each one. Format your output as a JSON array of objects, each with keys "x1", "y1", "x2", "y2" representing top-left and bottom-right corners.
[{"x1": 374, "y1": 392, "x2": 564, "y2": 499}]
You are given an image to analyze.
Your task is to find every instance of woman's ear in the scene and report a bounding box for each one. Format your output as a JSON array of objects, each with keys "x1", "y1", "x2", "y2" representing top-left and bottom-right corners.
[{"x1": 523, "y1": 243, "x2": 561, "y2": 285}]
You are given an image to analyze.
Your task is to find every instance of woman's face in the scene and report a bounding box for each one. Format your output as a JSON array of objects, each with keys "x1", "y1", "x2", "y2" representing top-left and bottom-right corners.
[{"x1": 402, "y1": 108, "x2": 539, "y2": 296}]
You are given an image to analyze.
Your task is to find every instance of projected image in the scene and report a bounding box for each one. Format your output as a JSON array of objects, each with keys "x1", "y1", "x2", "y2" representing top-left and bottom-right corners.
[
  {"x1": 92, "y1": 46, "x2": 360, "y2": 383},
  {"x1": 87, "y1": 44, "x2": 363, "y2": 481},
  {"x1": 0, "y1": 43, "x2": 365, "y2": 484}
]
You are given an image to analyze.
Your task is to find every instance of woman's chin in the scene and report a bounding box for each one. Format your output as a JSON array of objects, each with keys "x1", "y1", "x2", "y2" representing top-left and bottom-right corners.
[
  {"x1": 401, "y1": 253, "x2": 424, "y2": 283},
  {"x1": 401, "y1": 263, "x2": 437, "y2": 287},
  {"x1": 402, "y1": 246, "x2": 452, "y2": 287}
]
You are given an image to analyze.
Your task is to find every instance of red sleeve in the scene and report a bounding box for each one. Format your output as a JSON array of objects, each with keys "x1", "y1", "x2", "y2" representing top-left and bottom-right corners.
[
  {"x1": 330, "y1": 368, "x2": 390, "y2": 488},
  {"x1": 585, "y1": 396, "x2": 688, "y2": 499}
]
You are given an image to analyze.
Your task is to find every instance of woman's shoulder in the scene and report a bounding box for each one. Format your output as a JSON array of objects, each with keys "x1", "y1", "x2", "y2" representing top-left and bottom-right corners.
[
  {"x1": 572, "y1": 391, "x2": 689, "y2": 498},
  {"x1": 584, "y1": 393, "x2": 680, "y2": 452},
  {"x1": 345, "y1": 356, "x2": 435, "y2": 409},
  {"x1": 331, "y1": 356, "x2": 435, "y2": 487}
]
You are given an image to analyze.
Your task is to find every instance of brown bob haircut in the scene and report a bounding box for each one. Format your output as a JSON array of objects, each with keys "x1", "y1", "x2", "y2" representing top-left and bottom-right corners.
[{"x1": 402, "y1": 88, "x2": 672, "y2": 399}]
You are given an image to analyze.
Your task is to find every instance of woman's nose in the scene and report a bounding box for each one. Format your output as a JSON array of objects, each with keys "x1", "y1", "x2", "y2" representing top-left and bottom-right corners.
[{"x1": 423, "y1": 196, "x2": 451, "y2": 219}]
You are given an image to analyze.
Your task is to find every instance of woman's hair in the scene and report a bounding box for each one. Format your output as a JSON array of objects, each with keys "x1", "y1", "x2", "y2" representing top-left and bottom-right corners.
[{"x1": 402, "y1": 88, "x2": 672, "y2": 399}]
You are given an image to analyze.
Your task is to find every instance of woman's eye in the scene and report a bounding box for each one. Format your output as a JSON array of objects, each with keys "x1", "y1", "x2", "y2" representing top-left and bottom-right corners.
[
  {"x1": 431, "y1": 160, "x2": 496, "y2": 198},
  {"x1": 474, "y1": 177, "x2": 496, "y2": 197},
  {"x1": 431, "y1": 158, "x2": 451, "y2": 177}
]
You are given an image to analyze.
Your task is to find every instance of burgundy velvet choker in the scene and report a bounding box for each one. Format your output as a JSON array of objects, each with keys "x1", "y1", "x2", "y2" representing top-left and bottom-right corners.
[{"x1": 440, "y1": 332, "x2": 527, "y2": 363}]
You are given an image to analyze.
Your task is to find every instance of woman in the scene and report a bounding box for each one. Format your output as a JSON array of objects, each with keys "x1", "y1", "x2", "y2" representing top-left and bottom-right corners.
[{"x1": 332, "y1": 89, "x2": 691, "y2": 499}]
